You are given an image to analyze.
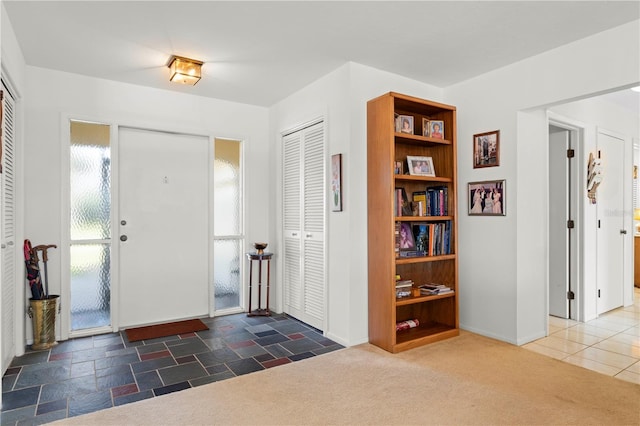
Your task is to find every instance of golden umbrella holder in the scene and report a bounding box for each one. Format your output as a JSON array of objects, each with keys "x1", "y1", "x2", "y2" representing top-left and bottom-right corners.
[{"x1": 28, "y1": 295, "x2": 59, "y2": 350}]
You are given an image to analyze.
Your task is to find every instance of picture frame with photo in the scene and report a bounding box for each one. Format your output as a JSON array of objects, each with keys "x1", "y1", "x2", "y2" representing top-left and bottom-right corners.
[
  {"x1": 468, "y1": 179, "x2": 505, "y2": 216},
  {"x1": 429, "y1": 120, "x2": 444, "y2": 139},
  {"x1": 422, "y1": 118, "x2": 430, "y2": 137},
  {"x1": 473, "y1": 130, "x2": 500, "y2": 168},
  {"x1": 407, "y1": 155, "x2": 436, "y2": 177},
  {"x1": 396, "y1": 115, "x2": 414, "y2": 134},
  {"x1": 393, "y1": 160, "x2": 404, "y2": 175},
  {"x1": 398, "y1": 222, "x2": 415, "y2": 250}
]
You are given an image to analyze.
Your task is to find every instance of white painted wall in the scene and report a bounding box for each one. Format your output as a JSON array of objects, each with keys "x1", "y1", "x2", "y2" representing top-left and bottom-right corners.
[
  {"x1": 21, "y1": 66, "x2": 269, "y2": 344},
  {"x1": 447, "y1": 20, "x2": 639, "y2": 344},
  {"x1": 270, "y1": 62, "x2": 443, "y2": 346}
]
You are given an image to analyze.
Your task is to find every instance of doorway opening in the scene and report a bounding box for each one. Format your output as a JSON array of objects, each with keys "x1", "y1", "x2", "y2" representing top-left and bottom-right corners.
[{"x1": 548, "y1": 121, "x2": 580, "y2": 321}]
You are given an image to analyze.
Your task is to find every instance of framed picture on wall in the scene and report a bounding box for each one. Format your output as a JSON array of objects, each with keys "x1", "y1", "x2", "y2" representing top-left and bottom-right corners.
[
  {"x1": 468, "y1": 179, "x2": 506, "y2": 216},
  {"x1": 331, "y1": 153, "x2": 342, "y2": 212},
  {"x1": 473, "y1": 130, "x2": 500, "y2": 168}
]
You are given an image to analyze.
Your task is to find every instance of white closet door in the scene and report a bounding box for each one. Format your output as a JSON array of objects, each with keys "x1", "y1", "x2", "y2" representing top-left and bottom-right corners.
[
  {"x1": 1, "y1": 86, "x2": 17, "y2": 373},
  {"x1": 283, "y1": 131, "x2": 302, "y2": 314},
  {"x1": 302, "y1": 124, "x2": 325, "y2": 325},
  {"x1": 282, "y1": 121, "x2": 325, "y2": 330}
]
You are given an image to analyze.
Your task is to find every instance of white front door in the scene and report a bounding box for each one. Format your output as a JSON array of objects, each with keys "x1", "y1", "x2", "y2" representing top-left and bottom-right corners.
[
  {"x1": 118, "y1": 127, "x2": 209, "y2": 328},
  {"x1": 596, "y1": 131, "x2": 625, "y2": 314}
]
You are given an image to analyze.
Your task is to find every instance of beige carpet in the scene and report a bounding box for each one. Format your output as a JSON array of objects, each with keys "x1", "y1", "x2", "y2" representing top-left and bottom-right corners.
[{"x1": 55, "y1": 331, "x2": 640, "y2": 425}]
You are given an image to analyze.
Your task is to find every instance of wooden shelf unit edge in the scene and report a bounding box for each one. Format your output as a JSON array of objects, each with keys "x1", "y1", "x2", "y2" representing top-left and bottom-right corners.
[
  {"x1": 395, "y1": 215, "x2": 454, "y2": 222},
  {"x1": 396, "y1": 291, "x2": 455, "y2": 306},
  {"x1": 393, "y1": 327, "x2": 459, "y2": 353},
  {"x1": 395, "y1": 254, "x2": 456, "y2": 265},
  {"x1": 394, "y1": 175, "x2": 452, "y2": 183},
  {"x1": 394, "y1": 132, "x2": 452, "y2": 145},
  {"x1": 387, "y1": 91, "x2": 457, "y2": 111}
]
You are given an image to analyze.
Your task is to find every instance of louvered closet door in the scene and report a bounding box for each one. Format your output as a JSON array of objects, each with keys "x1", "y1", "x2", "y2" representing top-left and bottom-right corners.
[
  {"x1": 1, "y1": 85, "x2": 16, "y2": 373},
  {"x1": 282, "y1": 121, "x2": 325, "y2": 330}
]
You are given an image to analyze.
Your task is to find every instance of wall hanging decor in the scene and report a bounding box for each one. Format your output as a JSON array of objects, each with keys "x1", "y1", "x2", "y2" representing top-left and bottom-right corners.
[
  {"x1": 468, "y1": 179, "x2": 506, "y2": 216},
  {"x1": 331, "y1": 153, "x2": 342, "y2": 212},
  {"x1": 587, "y1": 151, "x2": 602, "y2": 204},
  {"x1": 473, "y1": 130, "x2": 500, "y2": 168}
]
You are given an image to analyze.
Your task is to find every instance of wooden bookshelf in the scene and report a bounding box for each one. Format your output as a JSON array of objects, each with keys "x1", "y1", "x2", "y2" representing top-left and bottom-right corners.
[{"x1": 367, "y1": 92, "x2": 458, "y2": 353}]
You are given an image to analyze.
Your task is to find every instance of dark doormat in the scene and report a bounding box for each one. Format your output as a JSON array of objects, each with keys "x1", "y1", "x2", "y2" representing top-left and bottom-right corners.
[{"x1": 125, "y1": 318, "x2": 209, "y2": 342}]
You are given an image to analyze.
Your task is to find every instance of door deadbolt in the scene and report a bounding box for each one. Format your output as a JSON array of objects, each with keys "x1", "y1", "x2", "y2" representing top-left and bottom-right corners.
[
  {"x1": 120, "y1": 235, "x2": 128, "y2": 242},
  {"x1": 121, "y1": 220, "x2": 127, "y2": 226}
]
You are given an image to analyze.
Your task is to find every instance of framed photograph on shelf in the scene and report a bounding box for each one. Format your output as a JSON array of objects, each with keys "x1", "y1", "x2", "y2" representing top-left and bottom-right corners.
[
  {"x1": 468, "y1": 179, "x2": 505, "y2": 216},
  {"x1": 331, "y1": 153, "x2": 342, "y2": 212},
  {"x1": 429, "y1": 120, "x2": 444, "y2": 139},
  {"x1": 422, "y1": 118, "x2": 430, "y2": 137},
  {"x1": 398, "y1": 222, "x2": 415, "y2": 250},
  {"x1": 473, "y1": 130, "x2": 500, "y2": 168},
  {"x1": 407, "y1": 156, "x2": 435, "y2": 177},
  {"x1": 393, "y1": 160, "x2": 404, "y2": 175},
  {"x1": 396, "y1": 115, "x2": 414, "y2": 134}
]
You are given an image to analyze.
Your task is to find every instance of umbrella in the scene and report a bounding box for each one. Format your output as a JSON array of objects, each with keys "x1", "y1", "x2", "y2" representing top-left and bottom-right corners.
[{"x1": 24, "y1": 239, "x2": 44, "y2": 299}]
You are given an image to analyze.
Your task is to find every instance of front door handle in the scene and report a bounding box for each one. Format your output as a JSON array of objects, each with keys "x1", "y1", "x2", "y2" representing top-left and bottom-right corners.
[
  {"x1": 120, "y1": 235, "x2": 128, "y2": 242},
  {"x1": 620, "y1": 229, "x2": 628, "y2": 235}
]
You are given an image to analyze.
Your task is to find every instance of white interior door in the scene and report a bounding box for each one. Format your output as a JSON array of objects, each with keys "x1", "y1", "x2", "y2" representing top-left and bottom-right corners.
[
  {"x1": 118, "y1": 127, "x2": 209, "y2": 328},
  {"x1": 548, "y1": 128, "x2": 569, "y2": 318},
  {"x1": 1, "y1": 85, "x2": 16, "y2": 373},
  {"x1": 596, "y1": 131, "x2": 624, "y2": 314}
]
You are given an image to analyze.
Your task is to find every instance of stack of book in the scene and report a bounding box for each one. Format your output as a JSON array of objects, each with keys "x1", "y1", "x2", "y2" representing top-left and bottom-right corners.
[
  {"x1": 396, "y1": 279, "x2": 414, "y2": 298},
  {"x1": 418, "y1": 283, "x2": 453, "y2": 296}
]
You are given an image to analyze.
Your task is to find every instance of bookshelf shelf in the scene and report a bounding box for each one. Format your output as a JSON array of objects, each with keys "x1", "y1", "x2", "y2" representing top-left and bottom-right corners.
[
  {"x1": 368, "y1": 92, "x2": 459, "y2": 353},
  {"x1": 394, "y1": 175, "x2": 452, "y2": 183},
  {"x1": 395, "y1": 254, "x2": 456, "y2": 265},
  {"x1": 395, "y1": 216, "x2": 454, "y2": 222},
  {"x1": 396, "y1": 291, "x2": 455, "y2": 306}
]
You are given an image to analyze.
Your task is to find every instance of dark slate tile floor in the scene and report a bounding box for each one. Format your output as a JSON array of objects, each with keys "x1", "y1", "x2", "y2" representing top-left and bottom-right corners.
[{"x1": 1, "y1": 313, "x2": 343, "y2": 425}]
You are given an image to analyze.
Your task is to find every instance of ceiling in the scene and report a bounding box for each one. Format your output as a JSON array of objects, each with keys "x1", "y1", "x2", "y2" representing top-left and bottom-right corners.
[{"x1": 3, "y1": 1, "x2": 640, "y2": 109}]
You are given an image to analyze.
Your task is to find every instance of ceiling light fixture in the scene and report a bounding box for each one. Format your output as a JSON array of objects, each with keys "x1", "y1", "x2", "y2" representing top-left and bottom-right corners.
[{"x1": 168, "y1": 55, "x2": 203, "y2": 86}]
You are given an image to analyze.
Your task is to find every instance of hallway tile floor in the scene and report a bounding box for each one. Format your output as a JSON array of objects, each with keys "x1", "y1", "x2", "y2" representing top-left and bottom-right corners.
[
  {"x1": 1, "y1": 313, "x2": 343, "y2": 425},
  {"x1": 524, "y1": 287, "x2": 640, "y2": 384}
]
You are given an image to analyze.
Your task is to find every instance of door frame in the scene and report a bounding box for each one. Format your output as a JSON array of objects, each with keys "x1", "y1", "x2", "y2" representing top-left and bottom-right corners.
[
  {"x1": 546, "y1": 113, "x2": 584, "y2": 324},
  {"x1": 61, "y1": 114, "x2": 221, "y2": 338}
]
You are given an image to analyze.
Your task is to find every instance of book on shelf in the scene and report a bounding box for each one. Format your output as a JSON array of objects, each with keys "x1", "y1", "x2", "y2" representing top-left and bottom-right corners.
[
  {"x1": 419, "y1": 283, "x2": 453, "y2": 295},
  {"x1": 412, "y1": 191, "x2": 426, "y2": 216},
  {"x1": 395, "y1": 279, "x2": 414, "y2": 298},
  {"x1": 412, "y1": 221, "x2": 452, "y2": 256},
  {"x1": 425, "y1": 186, "x2": 448, "y2": 216},
  {"x1": 395, "y1": 280, "x2": 414, "y2": 288}
]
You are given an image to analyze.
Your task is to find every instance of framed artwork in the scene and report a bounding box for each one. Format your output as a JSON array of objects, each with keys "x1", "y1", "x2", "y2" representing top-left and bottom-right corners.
[
  {"x1": 407, "y1": 156, "x2": 435, "y2": 177},
  {"x1": 429, "y1": 120, "x2": 444, "y2": 139},
  {"x1": 422, "y1": 118, "x2": 430, "y2": 137},
  {"x1": 468, "y1": 179, "x2": 506, "y2": 216},
  {"x1": 473, "y1": 130, "x2": 500, "y2": 168},
  {"x1": 331, "y1": 153, "x2": 342, "y2": 212}
]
